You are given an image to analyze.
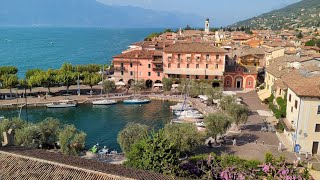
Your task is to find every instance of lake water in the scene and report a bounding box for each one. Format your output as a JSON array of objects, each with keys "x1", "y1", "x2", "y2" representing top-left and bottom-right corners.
[
  {"x1": 0, "y1": 27, "x2": 161, "y2": 77},
  {"x1": 0, "y1": 101, "x2": 174, "y2": 151}
]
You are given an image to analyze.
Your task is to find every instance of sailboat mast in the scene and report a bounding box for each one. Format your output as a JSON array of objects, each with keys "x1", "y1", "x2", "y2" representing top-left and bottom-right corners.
[{"x1": 101, "y1": 65, "x2": 104, "y2": 96}]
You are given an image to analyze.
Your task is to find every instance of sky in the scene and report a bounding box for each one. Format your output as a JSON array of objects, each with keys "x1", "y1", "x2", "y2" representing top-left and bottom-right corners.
[{"x1": 98, "y1": 0, "x2": 300, "y2": 26}]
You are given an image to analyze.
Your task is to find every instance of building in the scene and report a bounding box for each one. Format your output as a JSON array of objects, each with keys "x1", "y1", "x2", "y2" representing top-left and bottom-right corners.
[
  {"x1": 224, "y1": 64, "x2": 258, "y2": 90},
  {"x1": 205, "y1": 18, "x2": 210, "y2": 34},
  {"x1": 265, "y1": 47, "x2": 285, "y2": 67},
  {"x1": 163, "y1": 42, "x2": 227, "y2": 84},
  {"x1": 259, "y1": 54, "x2": 320, "y2": 154},
  {"x1": 112, "y1": 49, "x2": 164, "y2": 88}
]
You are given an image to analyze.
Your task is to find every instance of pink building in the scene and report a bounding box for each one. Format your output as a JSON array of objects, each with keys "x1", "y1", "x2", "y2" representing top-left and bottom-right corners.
[
  {"x1": 113, "y1": 49, "x2": 163, "y2": 88},
  {"x1": 163, "y1": 42, "x2": 227, "y2": 85}
]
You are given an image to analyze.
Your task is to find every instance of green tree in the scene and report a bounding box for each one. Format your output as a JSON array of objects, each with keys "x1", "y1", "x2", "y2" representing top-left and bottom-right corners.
[
  {"x1": 117, "y1": 123, "x2": 149, "y2": 154},
  {"x1": 162, "y1": 78, "x2": 173, "y2": 91},
  {"x1": 25, "y1": 69, "x2": 42, "y2": 80},
  {"x1": 163, "y1": 123, "x2": 202, "y2": 153},
  {"x1": 1, "y1": 73, "x2": 19, "y2": 97},
  {"x1": 56, "y1": 71, "x2": 77, "y2": 94},
  {"x1": 205, "y1": 112, "x2": 232, "y2": 143},
  {"x1": 0, "y1": 66, "x2": 18, "y2": 76},
  {"x1": 219, "y1": 95, "x2": 237, "y2": 111},
  {"x1": 58, "y1": 125, "x2": 86, "y2": 156},
  {"x1": 125, "y1": 130, "x2": 180, "y2": 174},
  {"x1": 37, "y1": 117, "x2": 61, "y2": 148},
  {"x1": 15, "y1": 125, "x2": 42, "y2": 147},
  {"x1": 82, "y1": 72, "x2": 101, "y2": 92},
  {"x1": 131, "y1": 80, "x2": 146, "y2": 91},
  {"x1": 40, "y1": 69, "x2": 58, "y2": 94},
  {"x1": 102, "y1": 80, "x2": 116, "y2": 95},
  {"x1": 227, "y1": 103, "x2": 249, "y2": 126},
  {"x1": 0, "y1": 118, "x2": 27, "y2": 142}
]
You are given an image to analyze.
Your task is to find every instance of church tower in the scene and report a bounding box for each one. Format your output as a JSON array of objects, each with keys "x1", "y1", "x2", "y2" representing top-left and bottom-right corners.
[{"x1": 205, "y1": 18, "x2": 210, "y2": 34}]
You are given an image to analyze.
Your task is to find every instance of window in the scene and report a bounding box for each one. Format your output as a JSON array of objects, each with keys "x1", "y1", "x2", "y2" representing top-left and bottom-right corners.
[
  {"x1": 121, "y1": 71, "x2": 124, "y2": 75},
  {"x1": 215, "y1": 76, "x2": 218, "y2": 80},
  {"x1": 226, "y1": 80, "x2": 230, "y2": 85},
  {"x1": 186, "y1": 75, "x2": 190, "y2": 79},
  {"x1": 206, "y1": 64, "x2": 209, "y2": 69},
  {"x1": 248, "y1": 81, "x2": 251, "y2": 86},
  {"x1": 279, "y1": 89, "x2": 282, "y2": 96},
  {"x1": 130, "y1": 63, "x2": 133, "y2": 68},
  {"x1": 254, "y1": 63, "x2": 257, "y2": 66},
  {"x1": 121, "y1": 63, "x2": 124, "y2": 67},
  {"x1": 187, "y1": 64, "x2": 190, "y2": 68},
  {"x1": 168, "y1": 57, "x2": 172, "y2": 61},
  {"x1": 148, "y1": 64, "x2": 151, "y2": 68},
  {"x1": 289, "y1": 94, "x2": 292, "y2": 102},
  {"x1": 178, "y1": 54, "x2": 181, "y2": 60},
  {"x1": 195, "y1": 75, "x2": 199, "y2": 79},
  {"x1": 216, "y1": 55, "x2": 219, "y2": 60},
  {"x1": 187, "y1": 57, "x2": 191, "y2": 61},
  {"x1": 206, "y1": 54, "x2": 210, "y2": 60},
  {"x1": 148, "y1": 72, "x2": 151, "y2": 76},
  {"x1": 196, "y1": 64, "x2": 199, "y2": 69},
  {"x1": 215, "y1": 64, "x2": 219, "y2": 69},
  {"x1": 168, "y1": 63, "x2": 171, "y2": 68},
  {"x1": 177, "y1": 75, "x2": 180, "y2": 78},
  {"x1": 318, "y1": 105, "x2": 320, "y2": 114},
  {"x1": 205, "y1": 75, "x2": 208, "y2": 79},
  {"x1": 177, "y1": 63, "x2": 180, "y2": 68},
  {"x1": 295, "y1": 100, "x2": 298, "y2": 109},
  {"x1": 316, "y1": 124, "x2": 320, "y2": 132},
  {"x1": 291, "y1": 107, "x2": 293, "y2": 112},
  {"x1": 196, "y1": 56, "x2": 200, "y2": 61},
  {"x1": 157, "y1": 72, "x2": 160, "y2": 77},
  {"x1": 130, "y1": 71, "x2": 133, "y2": 76}
]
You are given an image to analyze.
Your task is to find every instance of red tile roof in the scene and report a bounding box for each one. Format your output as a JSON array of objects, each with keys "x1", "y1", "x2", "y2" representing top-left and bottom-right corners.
[{"x1": 163, "y1": 42, "x2": 226, "y2": 53}]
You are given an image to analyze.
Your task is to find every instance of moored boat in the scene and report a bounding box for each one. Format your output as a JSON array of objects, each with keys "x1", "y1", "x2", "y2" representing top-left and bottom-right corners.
[
  {"x1": 123, "y1": 98, "x2": 151, "y2": 104},
  {"x1": 45, "y1": 100, "x2": 77, "y2": 108},
  {"x1": 92, "y1": 99, "x2": 117, "y2": 105}
]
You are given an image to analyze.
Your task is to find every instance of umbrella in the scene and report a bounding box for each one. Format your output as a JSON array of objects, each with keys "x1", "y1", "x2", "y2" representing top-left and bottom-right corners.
[{"x1": 115, "y1": 81, "x2": 126, "y2": 86}]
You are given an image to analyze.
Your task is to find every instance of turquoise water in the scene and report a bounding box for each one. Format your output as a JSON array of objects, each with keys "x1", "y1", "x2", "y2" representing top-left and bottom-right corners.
[
  {"x1": 0, "y1": 27, "x2": 161, "y2": 77},
  {"x1": 0, "y1": 101, "x2": 173, "y2": 151}
]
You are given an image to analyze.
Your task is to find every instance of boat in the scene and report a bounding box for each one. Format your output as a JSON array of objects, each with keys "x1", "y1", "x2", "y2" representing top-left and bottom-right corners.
[
  {"x1": 123, "y1": 98, "x2": 151, "y2": 104},
  {"x1": 92, "y1": 66, "x2": 117, "y2": 105},
  {"x1": 45, "y1": 100, "x2": 77, "y2": 108},
  {"x1": 178, "y1": 113, "x2": 204, "y2": 119},
  {"x1": 0, "y1": 116, "x2": 5, "y2": 120},
  {"x1": 92, "y1": 99, "x2": 117, "y2": 105},
  {"x1": 170, "y1": 103, "x2": 194, "y2": 111},
  {"x1": 195, "y1": 121, "x2": 205, "y2": 127},
  {"x1": 174, "y1": 110, "x2": 200, "y2": 116}
]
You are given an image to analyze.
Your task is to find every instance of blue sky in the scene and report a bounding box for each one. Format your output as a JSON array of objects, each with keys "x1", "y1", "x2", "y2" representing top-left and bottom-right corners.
[{"x1": 98, "y1": 0, "x2": 300, "y2": 26}]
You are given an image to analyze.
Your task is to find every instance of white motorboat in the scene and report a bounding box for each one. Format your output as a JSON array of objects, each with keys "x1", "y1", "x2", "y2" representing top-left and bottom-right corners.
[
  {"x1": 0, "y1": 116, "x2": 5, "y2": 120},
  {"x1": 123, "y1": 98, "x2": 151, "y2": 104},
  {"x1": 45, "y1": 100, "x2": 77, "y2": 108},
  {"x1": 170, "y1": 103, "x2": 194, "y2": 111},
  {"x1": 178, "y1": 113, "x2": 204, "y2": 119},
  {"x1": 92, "y1": 99, "x2": 117, "y2": 105},
  {"x1": 174, "y1": 110, "x2": 200, "y2": 116},
  {"x1": 195, "y1": 122, "x2": 205, "y2": 127}
]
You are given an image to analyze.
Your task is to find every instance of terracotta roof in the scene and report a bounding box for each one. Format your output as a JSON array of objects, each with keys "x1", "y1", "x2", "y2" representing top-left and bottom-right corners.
[
  {"x1": 113, "y1": 50, "x2": 162, "y2": 59},
  {"x1": 0, "y1": 147, "x2": 169, "y2": 180},
  {"x1": 163, "y1": 42, "x2": 226, "y2": 53},
  {"x1": 265, "y1": 47, "x2": 285, "y2": 53},
  {"x1": 281, "y1": 69, "x2": 320, "y2": 97},
  {"x1": 274, "y1": 79, "x2": 288, "y2": 90}
]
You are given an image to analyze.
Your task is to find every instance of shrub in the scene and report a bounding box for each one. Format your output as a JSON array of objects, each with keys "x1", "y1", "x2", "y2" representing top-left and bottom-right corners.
[{"x1": 59, "y1": 125, "x2": 86, "y2": 156}]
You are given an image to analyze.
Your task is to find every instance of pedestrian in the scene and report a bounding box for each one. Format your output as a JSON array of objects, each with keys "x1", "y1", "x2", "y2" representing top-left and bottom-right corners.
[
  {"x1": 278, "y1": 142, "x2": 282, "y2": 151},
  {"x1": 305, "y1": 153, "x2": 308, "y2": 160},
  {"x1": 232, "y1": 137, "x2": 236, "y2": 146},
  {"x1": 248, "y1": 138, "x2": 251, "y2": 143}
]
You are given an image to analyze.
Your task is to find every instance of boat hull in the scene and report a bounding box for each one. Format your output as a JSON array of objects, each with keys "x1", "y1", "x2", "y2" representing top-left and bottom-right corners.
[
  {"x1": 92, "y1": 100, "x2": 117, "y2": 105},
  {"x1": 46, "y1": 104, "x2": 77, "y2": 108},
  {"x1": 123, "y1": 99, "x2": 151, "y2": 104}
]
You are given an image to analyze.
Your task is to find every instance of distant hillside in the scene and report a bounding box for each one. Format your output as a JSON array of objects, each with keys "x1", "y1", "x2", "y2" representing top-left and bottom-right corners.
[
  {"x1": 231, "y1": 0, "x2": 320, "y2": 29},
  {"x1": 0, "y1": 0, "x2": 202, "y2": 28}
]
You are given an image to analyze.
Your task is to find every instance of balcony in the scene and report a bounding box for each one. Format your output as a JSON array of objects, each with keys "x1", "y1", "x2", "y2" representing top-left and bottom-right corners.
[
  {"x1": 153, "y1": 67, "x2": 164, "y2": 71},
  {"x1": 152, "y1": 60, "x2": 163, "y2": 64},
  {"x1": 164, "y1": 68, "x2": 223, "y2": 76},
  {"x1": 114, "y1": 67, "x2": 126, "y2": 71}
]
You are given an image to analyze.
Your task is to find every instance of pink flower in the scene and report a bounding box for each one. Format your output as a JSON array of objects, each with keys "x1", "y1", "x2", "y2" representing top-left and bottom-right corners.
[{"x1": 262, "y1": 164, "x2": 270, "y2": 173}]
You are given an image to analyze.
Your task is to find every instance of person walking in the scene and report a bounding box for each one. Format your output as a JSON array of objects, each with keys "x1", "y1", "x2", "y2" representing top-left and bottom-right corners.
[{"x1": 232, "y1": 137, "x2": 236, "y2": 146}]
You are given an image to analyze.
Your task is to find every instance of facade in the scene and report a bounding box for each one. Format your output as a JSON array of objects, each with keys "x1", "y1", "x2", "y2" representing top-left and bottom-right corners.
[
  {"x1": 163, "y1": 42, "x2": 227, "y2": 82},
  {"x1": 113, "y1": 49, "x2": 164, "y2": 87},
  {"x1": 265, "y1": 47, "x2": 285, "y2": 67},
  {"x1": 224, "y1": 65, "x2": 257, "y2": 90}
]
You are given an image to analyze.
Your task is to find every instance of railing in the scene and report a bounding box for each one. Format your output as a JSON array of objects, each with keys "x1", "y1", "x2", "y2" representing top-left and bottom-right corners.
[
  {"x1": 114, "y1": 67, "x2": 126, "y2": 71},
  {"x1": 153, "y1": 67, "x2": 164, "y2": 71}
]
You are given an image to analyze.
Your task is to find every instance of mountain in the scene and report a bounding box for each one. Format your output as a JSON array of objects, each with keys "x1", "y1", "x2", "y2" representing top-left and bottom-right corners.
[
  {"x1": 231, "y1": 0, "x2": 320, "y2": 29},
  {"x1": 0, "y1": 0, "x2": 203, "y2": 28}
]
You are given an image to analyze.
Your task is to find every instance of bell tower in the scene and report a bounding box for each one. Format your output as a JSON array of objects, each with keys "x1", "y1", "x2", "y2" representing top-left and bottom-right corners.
[{"x1": 205, "y1": 18, "x2": 210, "y2": 34}]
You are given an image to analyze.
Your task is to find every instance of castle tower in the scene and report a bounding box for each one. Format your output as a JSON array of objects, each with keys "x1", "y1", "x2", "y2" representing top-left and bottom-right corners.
[{"x1": 205, "y1": 18, "x2": 210, "y2": 34}]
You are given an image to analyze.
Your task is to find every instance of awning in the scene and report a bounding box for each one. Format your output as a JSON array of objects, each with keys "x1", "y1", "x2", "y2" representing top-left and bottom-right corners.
[
  {"x1": 258, "y1": 89, "x2": 271, "y2": 101},
  {"x1": 115, "y1": 82, "x2": 126, "y2": 86},
  {"x1": 153, "y1": 83, "x2": 163, "y2": 87}
]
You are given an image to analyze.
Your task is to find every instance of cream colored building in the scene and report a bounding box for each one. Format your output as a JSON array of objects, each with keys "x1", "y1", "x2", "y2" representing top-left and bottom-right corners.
[
  {"x1": 261, "y1": 55, "x2": 320, "y2": 155},
  {"x1": 265, "y1": 47, "x2": 285, "y2": 67}
]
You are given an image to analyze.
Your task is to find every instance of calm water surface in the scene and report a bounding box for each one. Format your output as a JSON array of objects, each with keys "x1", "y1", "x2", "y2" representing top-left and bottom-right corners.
[{"x1": 0, "y1": 101, "x2": 173, "y2": 151}]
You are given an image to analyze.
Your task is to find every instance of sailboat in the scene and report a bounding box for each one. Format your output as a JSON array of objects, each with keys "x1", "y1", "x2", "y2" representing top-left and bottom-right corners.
[
  {"x1": 123, "y1": 63, "x2": 150, "y2": 104},
  {"x1": 92, "y1": 67, "x2": 117, "y2": 105}
]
